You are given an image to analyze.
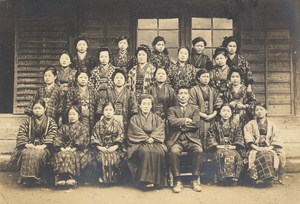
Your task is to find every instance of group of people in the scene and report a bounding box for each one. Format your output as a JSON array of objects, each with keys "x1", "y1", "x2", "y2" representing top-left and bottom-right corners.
[{"x1": 10, "y1": 34, "x2": 286, "y2": 193}]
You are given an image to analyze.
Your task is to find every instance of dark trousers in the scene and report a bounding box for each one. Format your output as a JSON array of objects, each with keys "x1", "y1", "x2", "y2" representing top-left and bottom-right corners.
[{"x1": 169, "y1": 139, "x2": 203, "y2": 177}]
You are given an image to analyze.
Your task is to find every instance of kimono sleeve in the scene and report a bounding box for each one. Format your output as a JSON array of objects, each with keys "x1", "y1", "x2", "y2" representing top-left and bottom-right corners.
[
  {"x1": 149, "y1": 115, "x2": 165, "y2": 143},
  {"x1": 188, "y1": 86, "x2": 199, "y2": 106},
  {"x1": 74, "y1": 124, "x2": 90, "y2": 150},
  {"x1": 233, "y1": 124, "x2": 245, "y2": 148},
  {"x1": 213, "y1": 88, "x2": 223, "y2": 110},
  {"x1": 129, "y1": 91, "x2": 139, "y2": 116},
  {"x1": 90, "y1": 121, "x2": 104, "y2": 147},
  {"x1": 270, "y1": 122, "x2": 283, "y2": 148},
  {"x1": 113, "y1": 121, "x2": 125, "y2": 145},
  {"x1": 205, "y1": 55, "x2": 213, "y2": 71},
  {"x1": 244, "y1": 120, "x2": 256, "y2": 147},
  {"x1": 16, "y1": 118, "x2": 31, "y2": 149},
  {"x1": 127, "y1": 116, "x2": 149, "y2": 143},
  {"x1": 206, "y1": 123, "x2": 219, "y2": 150},
  {"x1": 53, "y1": 126, "x2": 65, "y2": 150},
  {"x1": 43, "y1": 117, "x2": 57, "y2": 146}
]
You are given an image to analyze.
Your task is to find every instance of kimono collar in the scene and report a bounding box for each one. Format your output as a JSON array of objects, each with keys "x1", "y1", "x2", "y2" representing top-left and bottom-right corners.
[
  {"x1": 177, "y1": 61, "x2": 187, "y2": 68},
  {"x1": 228, "y1": 53, "x2": 236, "y2": 60},
  {"x1": 179, "y1": 102, "x2": 188, "y2": 108},
  {"x1": 153, "y1": 49, "x2": 163, "y2": 55},
  {"x1": 34, "y1": 114, "x2": 46, "y2": 123},
  {"x1": 119, "y1": 50, "x2": 127, "y2": 55},
  {"x1": 191, "y1": 49, "x2": 203, "y2": 56},
  {"x1": 77, "y1": 52, "x2": 87, "y2": 60},
  {"x1": 256, "y1": 117, "x2": 267, "y2": 125},
  {"x1": 46, "y1": 83, "x2": 55, "y2": 91}
]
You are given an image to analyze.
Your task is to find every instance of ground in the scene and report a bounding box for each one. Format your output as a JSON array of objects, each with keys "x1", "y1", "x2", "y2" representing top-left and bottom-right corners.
[{"x1": 0, "y1": 173, "x2": 300, "y2": 204}]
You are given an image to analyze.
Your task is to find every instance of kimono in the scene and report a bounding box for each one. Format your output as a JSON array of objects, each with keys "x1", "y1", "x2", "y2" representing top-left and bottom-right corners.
[
  {"x1": 66, "y1": 86, "x2": 100, "y2": 135},
  {"x1": 10, "y1": 115, "x2": 57, "y2": 183},
  {"x1": 53, "y1": 121, "x2": 90, "y2": 181},
  {"x1": 206, "y1": 120, "x2": 245, "y2": 183},
  {"x1": 224, "y1": 85, "x2": 257, "y2": 127},
  {"x1": 190, "y1": 50, "x2": 213, "y2": 72},
  {"x1": 90, "y1": 118, "x2": 126, "y2": 183},
  {"x1": 128, "y1": 63, "x2": 156, "y2": 98},
  {"x1": 244, "y1": 119, "x2": 286, "y2": 182},
  {"x1": 149, "y1": 50, "x2": 171, "y2": 70},
  {"x1": 209, "y1": 65, "x2": 230, "y2": 99},
  {"x1": 227, "y1": 54, "x2": 254, "y2": 86},
  {"x1": 73, "y1": 52, "x2": 98, "y2": 74},
  {"x1": 25, "y1": 84, "x2": 62, "y2": 123},
  {"x1": 189, "y1": 85, "x2": 223, "y2": 151},
  {"x1": 112, "y1": 50, "x2": 134, "y2": 72},
  {"x1": 127, "y1": 112, "x2": 167, "y2": 186},
  {"x1": 89, "y1": 64, "x2": 118, "y2": 92},
  {"x1": 167, "y1": 62, "x2": 197, "y2": 89}
]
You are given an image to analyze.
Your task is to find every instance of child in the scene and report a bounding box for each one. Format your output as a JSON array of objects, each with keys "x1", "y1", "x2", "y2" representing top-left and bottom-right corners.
[
  {"x1": 190, "y1": 37, "x2": 213, "y2": 72},
  {"x1": 149, "y1": 36, "x2": 171, "y2": 70},
  {"x1": 73, "y1": 35, "x2": 98, "y2": 73},
  {"x1": 112, "y1": 35, "x2": 134, "y2": 72}
]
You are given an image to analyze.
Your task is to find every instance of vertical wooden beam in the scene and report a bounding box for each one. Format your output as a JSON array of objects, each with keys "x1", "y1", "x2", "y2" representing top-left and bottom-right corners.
[{"x1": 263, "y1": 4, "x2": 269, "y2": 108}]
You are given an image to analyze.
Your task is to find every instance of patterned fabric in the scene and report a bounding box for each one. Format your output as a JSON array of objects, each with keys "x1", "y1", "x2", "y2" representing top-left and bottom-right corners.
[
  {"x1": 73, "y1": 52, "x2": 98, "y2": 73},
  {"x1": 89, "y1": 64, "x2": 118, "y2": 92},
  {"x1": 190, "y1": 50, "x2": 213, "y2": 72},
  {"x1": 149, "y1": 50, "x2": 171, "y2": 70},
  {"x1": 112, "y1": 50, "x2": 134, "y2": 72},
  {"x1": 25, "y1": 84, "x2": 62, "y2": 123},
  {"x1": 53, "y1": 121, "x2": 91, "y2": 177},
  {"x1": 167, "y1": 61, "x2": 197, "y2": 89},
  {"x1": 209, "y1": 65, "x2": 231, "y2": 99},
  {"x1": 248, "y1": 151, "x2": 275, "y2": 181}
]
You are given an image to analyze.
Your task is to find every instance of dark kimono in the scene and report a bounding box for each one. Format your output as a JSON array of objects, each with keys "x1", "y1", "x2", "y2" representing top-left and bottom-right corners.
[
  {"x1": 190, "y1": 50, "x2": 213, "y2": 72},
  {"x1": 25, "y1": 84, "x2": 62, "y2": 123},
  {"x1": 167, "y1": 62, "x2": 197, "y2": 89},
  {"x1": 149, "y1": 50, "x2": 171, "y2": 70},
  {"x1": 10, "y1": 115, "x2": 57, "y2": 183},
  {"x1": 209, "y1": 65, "x2": 230, "y2": 100},
  {"x1": 127, "y1": 112, "x2": 167, "y2": 186},
  {"x1": 53, "y1": 121, "x2": 90, "y2": 181},
  {"x1": 66, "y1": 86, "x2": 100, "y2": 135},
  {"x1": 90, "y1": 119, "x2": 126, "y2": 183},
  {"x1": 112, "y1": 50, "x2": 134, "y2": 72},
  {"x1": 207, "y1": 120, "x2": 245, "y2": 183},
  {"x1": 89, "y1": 64, "x2": 118, "y2": 92},
  {"x1": 73, "y1": 52, "x2": 98, "y2": 74},
  {"x1": 244, "y1": 119, "x2": 286, "y2": 182},
  {"x1": 224, "y1": 85, "x2": 257, "y2": 127},
  {"x1": 189, "y1": 85, "x2": 223, "y2": 151}
]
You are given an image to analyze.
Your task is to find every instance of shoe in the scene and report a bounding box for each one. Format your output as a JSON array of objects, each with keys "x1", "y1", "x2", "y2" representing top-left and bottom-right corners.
[
  {"x1": 56, "y1": 180, "x2": 66, "y2": 186},
  {"x1": 173, "y1": 181, "x2": 183, "y2": 193},
  {"x1": 66, "y1": 179, "x2": 77, "y2": 186},
  {"x1": 191, "y1": 180, "x2": 202, "y2": 192}
]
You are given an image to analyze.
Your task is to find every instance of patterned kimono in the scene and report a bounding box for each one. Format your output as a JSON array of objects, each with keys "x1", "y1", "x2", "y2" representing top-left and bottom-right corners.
[
  {"x1": 209, "y1": 65, "x2": 230, "y2": 100},
  {"x1": 25, "y1": 84, "x2": 62, "y2": 123},
  {"x1": 244, "y1": 119, "x2": 286, "y2": 182},
  {"x1": 227, "y1": 54, "x2": 254, "y2": 86},
  {"x1": 128, "y1": 63, "x2": 156, "y2": 98},
  {"x1": 89, "y1": 64, "x2": 118, "y2": 92},
  {"x1": 189, "y1": 85, "x2": 223, "y2": 151},
  {"x1": 207, "y1": 120, "x2": 245, "y2": 182},
  {"x1": 167, "y1": 61, "x2": 197, "y2": 89},
  {"x1": 66, "y1": 86, "x2": 100, "y2": 135},
  {"x1": 10, "y1": 115, "x2": 57, "y2": 183},
  {"x1": 90, "y1": 119, "x2": 126, "y2": 183},
  {"x1": 73, "y1": 52, "x2": 98, "y2": 73},
  {"x1": 190, "y1": 50, "x2": 213, "y2": 72},
  {"x1": 224, "y1": 85, "x2": 257, "y2": 127},
  {"x1": 150, "y1": 50, "x2": 171, "y2": 70},
  {"x1": 112, "y1": 50, "x2": 134, "y2": 72},
  {"x1": 53, "y1": 121, "x2": 90, "y2": 181},
  {"x1": 127, "y1": 112, "x2": 167, "y2": 186}
]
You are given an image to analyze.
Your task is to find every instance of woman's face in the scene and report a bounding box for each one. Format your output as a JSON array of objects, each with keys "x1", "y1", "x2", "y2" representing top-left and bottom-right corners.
[
  {"x1": 118, "y1": 39, "x2": 128, "y2": 51},
  {"x1": 103, "y1": 105, "x2": 115, "y2": 119},
  {"x1": 155, "y1": 68, "x2": 167, "y2": 83},
  {"x1": 194, "y1": 41, "x2": 205, "y2": 53},
  {"x1": 59, "y1": 53, "x2": 71, "y2": 67},
  {"x1": 230, "y1": 72, "x2": 241, "y2": 85},
  {"x1": 99, "y1": 51, "x2": 110, "y2": 65},
  {"x1": 140, "y1": 98, "x2": 152, "y2": 114},
  {"x1": 68, "y1": 108, "x2": 79, "y2": 123},
  {"x1": 76, "y1": 40, "x2": 88, "y2": 53},
  {"x1": 214, "y1": 54, "x2": 227, "y2": 67},
  {"x1": 220, "y1": 106, "x2": 232, "y2": 120},
  {"x1": 178, "y1": 48, "x2": 189, "y2": 62},
  {"x1": 77, "y1": 73, "x2": 89, "y2": 87},
  {"x1": 113, "y1": 73, "x2": 125, "y2": 87},
  {"x1": 198, "y1": 73, "x2": 210, "y2": 85},
  {"x1": 255, "y1": 106, "x2": 267, "y2": 119},
  {"x1": 33, "y1": 103, "x2": 46, "y2": 118},
  {"x1": 137, "y1": 50, "x2": 148, "y2": 64},
  {"x1": 44, "y1": 70, "x2": 57, "y2": 85},
  {"x1": 227, "y1": 41, "x2": 237, "y2": 55},
  {"x1": 154, "y1": 41, "x2": 165, "y2": 53}
]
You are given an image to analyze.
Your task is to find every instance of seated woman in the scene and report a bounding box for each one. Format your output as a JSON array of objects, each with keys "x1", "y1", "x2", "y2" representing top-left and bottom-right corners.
[
  {"x1": 10, "y1": 99, "x2": 57, "y2": 186},
  {"x1": 127, "y1": 94, "x2": 167, "y2": 190},
  {"x1": 206, "y1": 104, "x2": 245, "y2": 185},
  {"x1": 90, "y1": 102, "x2": 126, "y2": 184},
  {"x1": 244, "y1": 103, "x2": 286, "y2": 186},
  {"x1": 53, "y1": 106, "x2": 91, "y2": 187}
]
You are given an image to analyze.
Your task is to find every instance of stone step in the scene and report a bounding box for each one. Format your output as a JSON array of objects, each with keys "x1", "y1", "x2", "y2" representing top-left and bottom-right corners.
[{"x1": 286, "y1": 158, "x2": 300, "y2": 173}]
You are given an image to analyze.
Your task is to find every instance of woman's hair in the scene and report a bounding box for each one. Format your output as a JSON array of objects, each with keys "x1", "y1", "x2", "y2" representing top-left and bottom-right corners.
[
  {"x1": 138, "y1": 94, "x2": 154, "y2": 105},
  {"x1": 74, "y1": 35, "x2": 89, "y2": 47},
  {"x1": 111, "y1": 68, "x2": 127, "y2": 81},
  {"x1": 68, "y1": 105, "x2": 81, "y2": 117},
  {"x1": 43, "y1": 66, "x2": 58, "y2": 76},
  {"x1": 102, "y1": 101, "x2": 115, "y2": 112},
  {"x1": 218, "y1": 103, "x2": 233, "y2": 117},
  {"x1": 196, "y1": 68, "x2": 209, "y2": 80},
  {"x1": 135, "y1": 44, "x2": 151, "y2": 60},
  {"x1": 192, "y1": 37, "x2": 207, "y2": 47},
  {"x1": 59, "y1": 50, "x2": 73, "y2": 65},
  {"x1": 213, "y1": 47, "x2": 228, "y2": 59},
  {"x1": 227, "y1": 66, "x2": 244, "y2": 81},
  {"x1": 177, "y1": 46, "x2": 190, "y2": 56},
  {"x1": 75, "y1": 70, "x2": 90, "y2": 82},
  {"x1": 32, "y1": 98, "x2": 46, "y2": 109},
  {"x1": 97, "y1": 46, "x2": 112, "y2": 59},
  {"x1": 116, "y1": 35, "x2": 129, "y2": 44},
  {"x1": 152, "y1": 36, "x2": 169, "y2": 55},
  {"x1": 221, "y1": 36, "x2": 239, "y2": 52},
  {"x1": 153, "y1": 67, "x2": 167, "y2": 78},
  {"x1": 175, "y1": 85, "x2": 190, "y2": 94}
]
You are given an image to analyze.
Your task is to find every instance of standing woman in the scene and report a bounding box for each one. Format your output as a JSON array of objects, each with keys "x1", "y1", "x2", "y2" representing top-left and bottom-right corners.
[
  {"x1": 112, "y1": 35, "x2": 134, "y2": 72},
  {"x1": 25, "y1": 66, "x2": 62, "y2": 124},
  {"x1": 206, "y1": 104, "x2": 245, "y2": 185},
  {"x1": 128, "y1": 44, "x2": 156, "y2": 99},
  {"x1": 127, "y1": 94, "x2": 167, "y2": 189},
  {"x1": 190, "y1": 37, "x2": 213, "y2": 72},
  {"x1": 53, "y1": 106, "x2": 90, "y2": 187},
  {"x1": 149, "y1": 36, "x2": 171, "y2": 70},
  {"x1": 167, "y1": 47, "x2": 197, "y2": 90},
  {"x1": 10, "y1": 99, "x2": 57, "y2": 185}
]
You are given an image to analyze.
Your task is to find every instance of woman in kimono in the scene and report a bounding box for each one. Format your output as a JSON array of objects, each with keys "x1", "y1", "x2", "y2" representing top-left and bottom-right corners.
[
  {"x1": 66, "y1": 71, "x2": 100, "y2": 135},
  {"x1": 112, "y1": 35, "x2": 134, "y2": 72},
  {"x1": 244, "y1": 103, "x2": 286, "y2": 186},
  {"x1": 53, "y1": 106, "x2": 90, "y2": 187},
  {"x1": 149, "y1": 36, "x2": 171, "y2": 70},
  {"x1": 167, "y1": 47, "x2": 197, "y2": 90},
  {"x1": 190, "y1": 37, "x2": 213, "y2": 72},
  {"x1": 206, "y1": 104, "x2": 245, "y2": 185},
  {"x1": 25, "y1": 66, "x2": 62, "y2": 124},
  {"x1": 10, "y1": 99, "x2": 57, "y2": 186},
  {"x1": 221, "y1": 36, "x2": 254, "y2": 90},
  {"x1": 224, "y1": 67, "x2": 257, "y2": 128},
  {"x1": 128, "y1": 44, "x2": 156, "y2": 99},
  {"x1": 127, "y1": 94, "x2": 167, "y2": 189},
  {"x1": 90, "y1": 102, "x2": 126, "y2": 184}
]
